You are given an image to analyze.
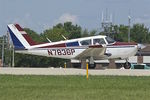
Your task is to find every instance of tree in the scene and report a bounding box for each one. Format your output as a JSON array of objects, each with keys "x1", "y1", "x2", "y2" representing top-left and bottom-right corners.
[
  {"x1": 114, "y1": 25, "x2": 128, "y2": 42},
  {"x1": 63, "y1": 22, "x2": 82, "y2": 39},
  {"x1": 41, "y1": 22, "x2": 82, "y2": 42},
  {"x1": 24, "y1": 28, "x2": 42, "y2": 42},
  {"x1": 81, "y1": 29, "x2": 89, "y2": 37},
  {"x1": 90, "y1": 30, "x2": 97, "y2": 36},
  {"x1": 106, "y1": 24, "x2": 150, "y2": 43},
  {"x1": 131, "y1": 24, "x2": 149, "y2": 43},
  {"x1": 41, "y1": 27, "x2": 66, "y2": 42}
]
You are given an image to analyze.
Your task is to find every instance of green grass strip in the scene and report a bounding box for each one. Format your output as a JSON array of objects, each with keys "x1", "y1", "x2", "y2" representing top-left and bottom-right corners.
[{"x1": 0, "y1": 75, "x2": 150, "y2": 100}]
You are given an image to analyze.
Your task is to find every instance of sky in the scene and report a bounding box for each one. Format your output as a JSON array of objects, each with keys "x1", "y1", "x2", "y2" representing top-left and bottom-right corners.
[{"x1": 1, "y1": 0, "x2": 150, "y2": 35}]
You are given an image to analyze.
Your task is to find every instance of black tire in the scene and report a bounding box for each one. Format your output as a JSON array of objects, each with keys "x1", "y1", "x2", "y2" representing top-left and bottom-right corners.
[
  {"x1": 89, "y1": 63, "x2": 96, "y2": 69},
  {"x1": 124, "y1": 62, "x2": 131, "y2": 69}
]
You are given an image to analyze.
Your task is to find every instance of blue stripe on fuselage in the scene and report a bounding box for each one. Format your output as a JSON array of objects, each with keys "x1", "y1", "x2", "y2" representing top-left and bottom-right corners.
[
  {"x1": 8, "y1": 26, "x2": 25, "y2": 49},
  {"x1": 66, "y1": 41, "x2": 79, "y2": 47}
]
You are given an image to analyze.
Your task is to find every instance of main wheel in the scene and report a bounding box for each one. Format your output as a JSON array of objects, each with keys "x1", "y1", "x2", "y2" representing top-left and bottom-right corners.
[
  {"x1": 124, "y1": 62, "x2": 131, "y2": 69},
  {"x1": 89, "y1": 63, "x2": 96, "y2": 69}
]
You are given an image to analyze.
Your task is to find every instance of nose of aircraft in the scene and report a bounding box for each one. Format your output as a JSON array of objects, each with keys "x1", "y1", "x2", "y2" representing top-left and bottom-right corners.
[{"x1": 137, "y1": 44, "x2": 146, "y2": 49}]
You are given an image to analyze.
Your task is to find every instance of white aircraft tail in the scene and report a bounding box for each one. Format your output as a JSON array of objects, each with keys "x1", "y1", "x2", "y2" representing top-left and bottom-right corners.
[{"x1": 7, "y1": 24, "x2": 37, "y2": 49}]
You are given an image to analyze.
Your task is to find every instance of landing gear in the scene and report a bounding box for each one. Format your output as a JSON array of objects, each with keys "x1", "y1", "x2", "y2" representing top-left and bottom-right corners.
[
  {"x1": 81, "y1": 58, "x2": 96, "y2": 69},
  {"x1": 89, "y1": 57, "x2": 96, "y2": 69},
  {"x1": 89, "y1": 63, "x2": 96, "y2": 69},
  {"x1": 124, "y1": 61, "x2": 131, "y2": 69}
]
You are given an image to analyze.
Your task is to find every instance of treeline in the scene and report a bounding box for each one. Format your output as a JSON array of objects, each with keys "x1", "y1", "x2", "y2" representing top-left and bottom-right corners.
[{"x1": 2, "y1": 22, "x2": 150, "y2": 67}]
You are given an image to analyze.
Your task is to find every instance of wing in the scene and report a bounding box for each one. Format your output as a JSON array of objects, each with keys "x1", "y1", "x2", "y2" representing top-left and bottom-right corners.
[{"x1": 75, "y1": 45, "x2": 106, "y2": 59}]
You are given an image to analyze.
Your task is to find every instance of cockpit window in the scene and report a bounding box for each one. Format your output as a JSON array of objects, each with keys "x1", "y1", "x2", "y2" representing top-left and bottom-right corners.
[
  {"x1": 80, "y1": 39, "x2": 91, "y2": 46},
  {"x1": 93, "y1": 38, "x2": 106, "y2": 45},
  {"x1": 105, "y1": 36, "x2": 115, "y2": 44}
]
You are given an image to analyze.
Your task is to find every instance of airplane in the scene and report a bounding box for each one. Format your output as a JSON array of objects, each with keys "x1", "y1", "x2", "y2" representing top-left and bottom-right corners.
[{"x1": 7, "y1": 24, "x2": 145, "y2": 69}]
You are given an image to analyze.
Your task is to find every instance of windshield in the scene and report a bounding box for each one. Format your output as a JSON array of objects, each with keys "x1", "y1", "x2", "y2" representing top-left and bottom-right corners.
[{"x1": 105, "y1": 36, "x2": 115, "y2": 44}]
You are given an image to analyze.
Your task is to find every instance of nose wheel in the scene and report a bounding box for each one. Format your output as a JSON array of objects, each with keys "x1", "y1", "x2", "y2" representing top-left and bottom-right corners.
[{"x1": 124, "y1": 61, "x2": 131, "y2": 69}]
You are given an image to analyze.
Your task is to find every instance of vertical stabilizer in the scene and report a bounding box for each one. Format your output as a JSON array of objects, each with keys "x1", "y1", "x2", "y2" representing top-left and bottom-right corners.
[{"x1": 7, "y1": 24, "x2": 37, "y2": 49}]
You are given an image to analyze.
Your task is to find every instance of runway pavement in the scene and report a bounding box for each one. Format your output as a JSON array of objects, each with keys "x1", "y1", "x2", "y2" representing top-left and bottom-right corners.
[{"x1": 0, "y1": 67, "x2": 150, "y2": 76}]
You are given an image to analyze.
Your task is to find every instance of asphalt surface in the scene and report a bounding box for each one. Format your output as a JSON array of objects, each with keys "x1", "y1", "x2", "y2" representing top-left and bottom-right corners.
[{"x1": 0, "y1": 67, "x2": 150, "y2": 76}]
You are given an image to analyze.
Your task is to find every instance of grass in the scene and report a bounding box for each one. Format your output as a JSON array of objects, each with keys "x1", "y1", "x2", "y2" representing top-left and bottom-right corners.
[{"x1": 0, "y1": 75, "x2": 150, "y2": 100}]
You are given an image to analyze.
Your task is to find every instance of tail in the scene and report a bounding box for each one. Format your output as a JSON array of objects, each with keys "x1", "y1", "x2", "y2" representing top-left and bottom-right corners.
[{"x1": 7, "y1": 24, "x2": 37, "y2": 49}]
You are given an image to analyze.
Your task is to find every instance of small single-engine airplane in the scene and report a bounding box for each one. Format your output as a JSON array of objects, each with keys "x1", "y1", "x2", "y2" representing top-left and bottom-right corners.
[{"x1": 7, "y1": 24, "x2": 145, "y2": 68}]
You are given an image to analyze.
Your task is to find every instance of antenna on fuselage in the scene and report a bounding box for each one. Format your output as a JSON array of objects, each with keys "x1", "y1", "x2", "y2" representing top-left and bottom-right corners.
[
  {"x1": 61, "y1": 34, "x2": 67, "y2": 40},
  {"x1": 46, "y1": 37, "x2": 52, "y2": 43}
]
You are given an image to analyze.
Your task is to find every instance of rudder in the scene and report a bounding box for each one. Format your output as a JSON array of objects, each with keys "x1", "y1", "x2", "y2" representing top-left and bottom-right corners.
[{"x1": 7, "y1": 24, "x2": 37, "y2": 49}]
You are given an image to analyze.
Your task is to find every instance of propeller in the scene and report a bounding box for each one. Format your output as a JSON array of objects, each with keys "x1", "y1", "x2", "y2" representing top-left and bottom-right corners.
[
  {"x1": 137, "y1": 44, "x2": 146, "y2": 49},
  {"x1": 137, "y1": 44, "x2": 146, "y2": 56}
]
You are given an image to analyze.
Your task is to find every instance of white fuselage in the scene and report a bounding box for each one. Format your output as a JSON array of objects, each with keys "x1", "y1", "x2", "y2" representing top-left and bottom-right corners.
[{"x1": 16, "y1": 35, "x2": 138, "y2": 60}]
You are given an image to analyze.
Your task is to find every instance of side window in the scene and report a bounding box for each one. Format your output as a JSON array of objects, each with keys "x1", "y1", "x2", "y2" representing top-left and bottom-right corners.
[
  {"x1": 80, "y1": 39, "x2": 91, "y2": 46},
  {"x1": 93, "y1": 38, "x2": 106, "y2": 45}
]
